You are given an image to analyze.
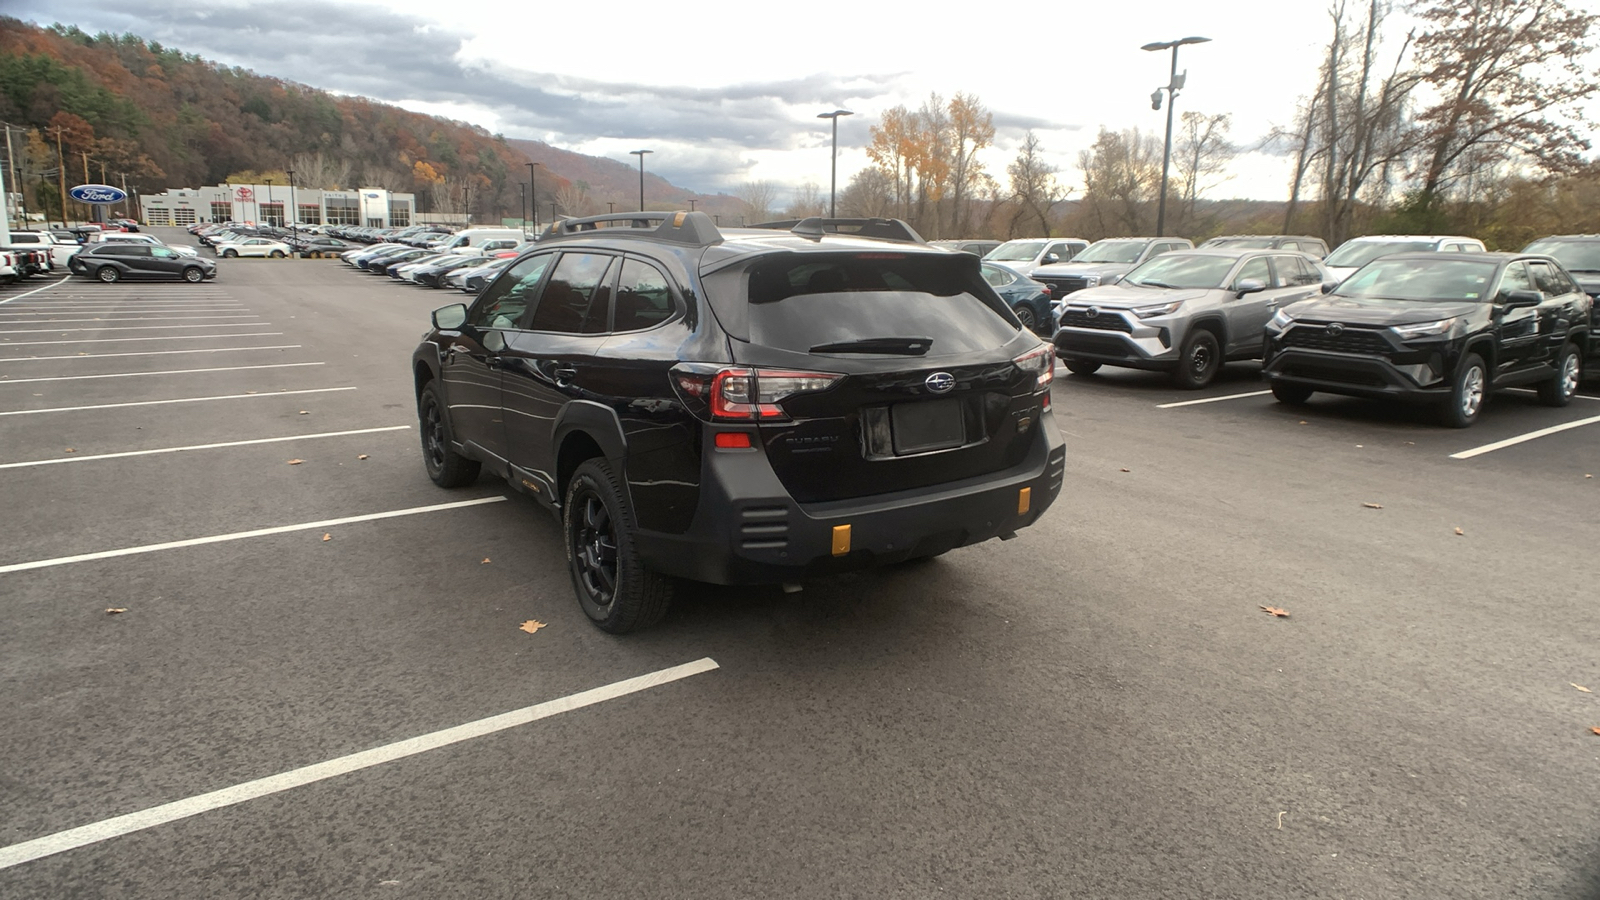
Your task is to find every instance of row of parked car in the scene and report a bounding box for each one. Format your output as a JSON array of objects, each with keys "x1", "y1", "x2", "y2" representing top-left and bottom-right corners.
[
  {"x1": 336, "y1": 226, "x2": 533, "y2": 292},
  {"x1": 1007, "y1": 231, "x2": 1598, "y2": 427}
]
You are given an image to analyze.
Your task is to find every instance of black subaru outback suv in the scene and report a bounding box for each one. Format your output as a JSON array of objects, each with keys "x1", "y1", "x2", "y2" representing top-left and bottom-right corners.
[
  {"x1": 1262, "y1": 251, "x2": 1591, "y2": 427},
  {"x1": 412, "y1": 213, "x2": 1065, "y2": 632}
]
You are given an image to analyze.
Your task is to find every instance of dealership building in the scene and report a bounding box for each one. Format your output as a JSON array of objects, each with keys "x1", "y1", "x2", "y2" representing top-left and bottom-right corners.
[{"x1": 139, "y1": 184, "x2": 416, "y2": 228}]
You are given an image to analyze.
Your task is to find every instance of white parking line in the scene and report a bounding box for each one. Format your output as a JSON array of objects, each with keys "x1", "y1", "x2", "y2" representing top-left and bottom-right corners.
[
  {"x1": 0, "y1": 276, "x2": 70, "y2": 305},
  {"x1": 0, "y1": 386, "x2": 356, "y2": 417},
  {"x1": 0, "y1": 496, "x2": 504, "y2": 575},
  {"x1": 1449, "y1": 414, "x2": 1600, "y2": 459},
  {"x1": 1157, "y1": 390, "x2": 1273, "y2": 409},
  {"x1": 0, "y1": 657, "x2": 718, "y2": 871},
  {"x1": 0, "y1": 315, "x2": 259, "y2": 325},
  {"x1": 0, "y1": 332, "x2": 283, "y2": 347},
  {"x1": 0, "y1": 361, "x2": 321, "y2": 384},
  {"x1": 0, "y1": 323, "x2": 269, "y2": 335},
  {"x1": 0, "y1": 345, "x2": 300, "y2": 363},
  {"x1": 0, "y1": 425, "x2": 408, "y2": 470},
  {"x1": 1504, "y1": 387, "x2": 1600, "y2": 402}
]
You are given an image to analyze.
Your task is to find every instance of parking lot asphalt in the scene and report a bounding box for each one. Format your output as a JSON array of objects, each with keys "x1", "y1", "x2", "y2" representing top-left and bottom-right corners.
[{"x1": 2, "y1": 230, "x2": 1598, "y2": 898}]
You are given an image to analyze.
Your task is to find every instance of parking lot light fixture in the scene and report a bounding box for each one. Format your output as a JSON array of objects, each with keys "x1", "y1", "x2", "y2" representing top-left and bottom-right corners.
[
  {"x1": 285, "y1": 169, "x2": 297, "y2": 234},
  {"x1": 817, "y1": 110, "x2": 853, "y2": 218},
  {"x1": 630, "y1": 150, "x2": 652, "y2": 211},
  {"x1": 527, "y1": 161, "x2": 541, "y2": 230},
  {"x1": 1143, "y1": 36, "x2": 1210, "y2": 237},
  {"x1": 264, "y1": 177, "x2": 274, "y2": 227}
]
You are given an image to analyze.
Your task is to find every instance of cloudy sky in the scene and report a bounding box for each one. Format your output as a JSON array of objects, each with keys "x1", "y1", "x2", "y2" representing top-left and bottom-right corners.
[{"x1": 11, "y1": 0, "x2": 1443, "y2": 202}]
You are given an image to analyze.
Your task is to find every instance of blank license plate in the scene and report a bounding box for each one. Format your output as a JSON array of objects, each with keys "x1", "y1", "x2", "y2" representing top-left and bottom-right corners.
[{"x1": 891, "y1": 399, "x2": 965, "y2": 455}]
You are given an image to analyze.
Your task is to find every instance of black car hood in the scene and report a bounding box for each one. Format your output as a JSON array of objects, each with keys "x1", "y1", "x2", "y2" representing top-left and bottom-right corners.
[{"x1": 1284, "y1": 295, "x2": 1483, "y2": 326}]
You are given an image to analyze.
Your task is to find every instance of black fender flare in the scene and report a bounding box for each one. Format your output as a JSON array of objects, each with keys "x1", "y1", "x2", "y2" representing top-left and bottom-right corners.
[
  {"x1": 412, "y1": 344, "x2": 443, "y2": 400},
  {"x1": 552, "y1": 400, "x2": 631, "y2": 503},
  {"x1": 1186, "y1": 314, "x2": 1229, "y2": 348}
]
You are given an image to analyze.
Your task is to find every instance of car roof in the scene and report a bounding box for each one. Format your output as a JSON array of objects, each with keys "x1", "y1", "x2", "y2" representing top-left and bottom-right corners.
[
  {"x1": 1341, "y1": 234, "x2": 1478, "y2": 243},
  {"x1": 1160, "y1": 247, "x2": 1310, "y2": 260},
  {"x1": 1371, "y1": 251, "x2": 1519, "y2": 265}
]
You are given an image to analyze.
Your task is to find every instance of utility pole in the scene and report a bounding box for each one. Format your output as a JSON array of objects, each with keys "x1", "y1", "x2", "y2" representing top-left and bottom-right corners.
[{"x1": 53, "y1": 127, "x2": 67, "y2": 227}]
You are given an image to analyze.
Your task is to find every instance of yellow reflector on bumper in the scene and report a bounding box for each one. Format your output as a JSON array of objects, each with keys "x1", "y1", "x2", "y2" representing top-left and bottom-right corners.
[
  {"x1": 1018, "y1": 487, "x2": 1032, "y2": 515},
  {"x1": 831, "y1": 524, "x2": 851, "y2": 556}
]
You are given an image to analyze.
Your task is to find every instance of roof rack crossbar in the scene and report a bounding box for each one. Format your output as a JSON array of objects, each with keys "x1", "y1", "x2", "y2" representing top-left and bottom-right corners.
[
  {"x1": 539, "y1": 210, "x2": 724, "y2": 247},
  {"x1": 747, "y1": 217, "x2": 927, "y2": 244}
]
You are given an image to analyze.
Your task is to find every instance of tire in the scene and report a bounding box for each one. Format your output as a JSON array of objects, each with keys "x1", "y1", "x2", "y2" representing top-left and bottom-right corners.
[
  {"x1": 1014, "y1": 304, "x2": 1037, "y2": 331},
  {"x1": 222, "y1": 249, "x2": 238, "y2": 258},
  {"x1": 564, "y1": 457, "x2": 674, "y2": 634},
  {"x1": 1065, "y1": 360, "x2": 1101, "y2": 376},
  {"x1": 1441, "y1": 352, "x2": 1488, "y2": 428},
  {"x1": 182, "y1": 267, "x2": 204, "y2": 283},
  {"x1": 1271, "y1": 382, "x2": 1314, "y2": 405},
  {"x1": 417, "y1": 381, "x2": 480, "y2": 487},
  {"x1": 1536, "y1": 342, "x2": 1581, "y2": 407},
  {"x1": 269, "y1": 250, "x2": 285, "y2": 258},
  {"x1": 96, "y1": 265, "x2": 121, "y2": 284},
  {"x1": 1171, "y1": 328, "x2": 1221, "y2": 389}
]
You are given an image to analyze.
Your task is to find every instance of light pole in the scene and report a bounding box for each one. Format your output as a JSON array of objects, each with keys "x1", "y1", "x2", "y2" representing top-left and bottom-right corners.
[
  {"x1": 264, "y1": 177, "x2": 274, "y2": 227},
  {"x1": 688, "y1": 198, "x2": 698, "y2": 212},
  {"x1": 817, "y1": 109, "x2": 852, "y2": 218},
  {"x1": 629, "y1": 149, "x2": 652, "y2": 211},
  {"x1": 285, "y1": 168, "x2": 297, "y2": 234},
  {"x1": 1142, "y1": 36, "x2": 1210, "y2": 237},
  {"x1": 526, "y1": 161, "x2": 540, "y2": 230},
  {"x1": 519, "y1": 182, "x2": 527, "y2": 232}
]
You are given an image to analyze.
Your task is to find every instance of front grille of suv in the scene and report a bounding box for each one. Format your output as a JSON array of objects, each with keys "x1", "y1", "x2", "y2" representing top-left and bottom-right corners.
[
  {"x1": 1059, "y1": 308, "x2": 1134, "y2": 332},
  {"x1": 1038, "y1": 276, "x2": 1090, "y2": 296},
  {"x1": 1282, "y1": 325, "x2": 1393, "y2": 355}
]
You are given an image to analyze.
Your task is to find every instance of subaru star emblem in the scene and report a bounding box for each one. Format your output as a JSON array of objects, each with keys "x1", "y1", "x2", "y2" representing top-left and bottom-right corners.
[
  {"x1": 925, "y1": 372, "x2": 956, "y2": 394},
  {"x1": 1327, "y1": 322, "x2": 1345, "y2": 336},
  {"x1": 1085, "y1": 306, "x2": 1100, "y2": 318}
]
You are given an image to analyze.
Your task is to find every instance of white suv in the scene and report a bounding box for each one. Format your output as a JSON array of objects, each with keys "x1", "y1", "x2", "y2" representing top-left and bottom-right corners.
[
  {"x1": 983, "y1": 237, "x2": 1089, "y2": 276},
  {"x1": 1323, "y1": 235, "x2": 1485, "y2": 281}
]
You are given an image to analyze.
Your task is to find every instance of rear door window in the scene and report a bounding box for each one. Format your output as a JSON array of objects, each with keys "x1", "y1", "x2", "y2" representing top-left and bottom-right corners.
[
  {"x1": 614, "y1": 259, "x2": 677, "y2": 332},
  {"x1": 742, "y1": 253, "x2": 1017, "y2": 356},
  {"x1": 527, "y1": 252, "x2": 615, "y2": 334}
]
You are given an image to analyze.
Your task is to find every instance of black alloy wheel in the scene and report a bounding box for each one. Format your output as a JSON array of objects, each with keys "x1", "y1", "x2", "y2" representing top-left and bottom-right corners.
[
  {"x1": 563, "y1": 458, "x2": 674, "y2": 634},
  {"x1": 417, "y1": 382, "x2": 480, "y2": 487}
]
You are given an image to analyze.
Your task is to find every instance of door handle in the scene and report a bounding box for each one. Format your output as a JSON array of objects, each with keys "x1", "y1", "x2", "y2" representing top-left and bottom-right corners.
[{"x1": 486, "y1": 356, "x2": 505, "y2": 370}]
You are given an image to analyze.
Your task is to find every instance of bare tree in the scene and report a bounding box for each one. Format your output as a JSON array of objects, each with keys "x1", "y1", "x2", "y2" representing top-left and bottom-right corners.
[
  {"x1": 1410, "y1": 0, "x2": 1598, "y2": 201},
  {"x1": 840, "y1": 168, "x2": 895, "y2": 218},
  {"x1": 785, "y1": 181, "x2": 826, "y2": 218},
  {"x1": 290, "y1": 151, "x2": 351, "y2": 190},
  {"x1": 735, "y1": 180, "x2": 779, "y2": 223},
  {"x1": 554, "y1": 181, "x2": 592, "y2": 218},
  {"x1": 1076, "y1": 127, "x2": 1162, "y2": 237},
  {"x1": 1174, "y1": 112, "x2": 1234, "y2": 228},
  {"x1": 1006, "y1": 130, "x2": 1064, "y2": 237},
  {"x1": 946, "y1": 93, "x2": 996, "y2": 237}
]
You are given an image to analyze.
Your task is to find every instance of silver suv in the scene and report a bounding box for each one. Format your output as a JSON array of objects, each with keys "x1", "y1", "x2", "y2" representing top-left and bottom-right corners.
[
  {"x1": 1031, "y1": 237, "x2": 1193, "y2": 299},
  {"x1": 1053, "y1": 248, "x2": 1333, "y2": 388}
]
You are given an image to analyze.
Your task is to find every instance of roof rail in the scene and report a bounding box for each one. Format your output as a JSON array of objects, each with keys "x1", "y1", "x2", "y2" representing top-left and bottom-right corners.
[
  {"x1": 747, "y1": 217, "x2": 926, "y2": 244},
  {"x1": 539, "y1": 210, "x2": 723, "y2": 247}
]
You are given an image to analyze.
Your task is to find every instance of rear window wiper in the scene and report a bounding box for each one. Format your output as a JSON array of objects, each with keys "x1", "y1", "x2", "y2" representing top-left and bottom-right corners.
[{"x1": 809, "y1": 336, "x2": 932, "y2": 355}]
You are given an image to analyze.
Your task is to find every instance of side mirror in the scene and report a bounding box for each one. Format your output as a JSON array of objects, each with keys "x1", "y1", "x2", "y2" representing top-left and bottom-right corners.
[
  {"x1": 1043, "y1": 254, "x2": 1059, "y2": 264},
  {"x1": 1502, "y1": 290, "x2": 1542, "y2": 310},
  {"x1": 432, "y1": 303, "x2": 469, "y2": 331},
  {"x1": 1321, "y1": 280, "x2": 1339, "y2": 294},
  {"x1": 1234, "y1": 278, "x2": 1267, "y2": 297}
]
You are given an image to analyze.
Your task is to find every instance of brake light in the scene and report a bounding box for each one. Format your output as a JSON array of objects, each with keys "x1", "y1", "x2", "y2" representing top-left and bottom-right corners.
[
  {"x1": 713, "y1": 432, "x2": 753, "y2": 449},
  {"x1": 710, "y1": 368, "x2": 843, "y2": 420},
  {"x1": 1013, "y1": 345, "x2": 1054, "y2": 391}
]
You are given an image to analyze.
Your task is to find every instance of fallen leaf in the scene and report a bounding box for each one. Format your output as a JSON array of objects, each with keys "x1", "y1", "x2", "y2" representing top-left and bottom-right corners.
[
  {"x1": 246, "y1": 390, "x2": 257, "y2": 394},
  {"x1": 1574, "y1": 684, "x2": 1592, "y2": 693},
  {"x1": 1592, "y1": 727, "x2": 1600, "y2": 736},
  {"x1": 1454, "y1": 527, "x2": 1464, "y2": 536},
  {"x1": 105, "y1": 607, "x2": 127, "y2": 614},
  {"x1": 287, "y1": 458, "x2": 304, "y2": 465},
  {"x1": 1362, "y1": 502, "x2": 1383, "y2": 509},
  {"x1": 298, "y1": 410, "x2": 309, "y2": 415},
  {"x1": 322, "y1": 533, "x2": 331, "y2": 542},
  {"x1": 1356, "y1": 444, "x2": 1364, "y2": 448},
  {"x1": 1260, "y1": 606, "x2": 1290, "y2": 618},
  {"x1": 64, "y1": 448, "x2": 76, "y2": 453},
  {"x1": 1587, "y1": 474, "x2": 1594, "y2": 479},
  {"x1": 358, "y1": 454, "x2": 369, "y2": 460},
  {"x1": 519, "y1": 620, "x2": 547, "y2": 634},
  {"x1": 481, "y1": 557, "x2": 491, "y2": 564},
  {"x1": 1298, "y1": 420, "x2": 1307, "y2": 425},
  {"x1": 1119, "y1": 467, "x2": 1130, "y2": 473},
  {"x1": 1405, "y1": 441, "x2": 1415, "y2": 445}
]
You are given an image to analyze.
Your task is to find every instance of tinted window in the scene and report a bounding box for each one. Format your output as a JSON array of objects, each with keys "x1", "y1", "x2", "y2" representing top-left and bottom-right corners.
[
  {"x1": 743, "y1": 254, "x2": 1016, "y2": 357},
  {"x1": 1527, "y1": 261, "x2": 1575, "y2": 295},
  {"x1": 1496, "y1": 262, "x2": 1535, "y2": 301},
  {"x1": 528, "y1": 253, "x2": 614, "y2": 334},
  {"x1": 151, "y1": 247, "x2": 180, "y2": 259},
  {"x1": 1047, "y1": 242, "x2": 1078, "y2": 261},
  {"x1": 10, "y1": 233, "x2": 39, "y2": 244},
  {"x1": 1271, "y1": 255, "x2": 1319, "y2": 287},
  {"x1": 470, "y1": 253, "x2": 552, "y2": 329},
  {"x1": 980, "y1": 264, "x2": 1016, "y2": 287},
  {"x1": 1234, "y1": 257, "x2": 1271, "y2": 289},
  {"x1": 614, "y1": 259, "x2": 676, "y2": 332}
]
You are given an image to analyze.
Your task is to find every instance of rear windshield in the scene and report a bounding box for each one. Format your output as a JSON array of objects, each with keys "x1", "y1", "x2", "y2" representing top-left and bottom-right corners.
[
  {"x1": 740, "y1": 253, "x2": 1017, "y2": 356},
  {"x1": 986, "y1": 240, "x2": 1046, "y2": 262},
  {"x1": 1525, "y1": 239, "x2": 1600, "y2": 273},
  {"x1": 1325, "y1": 239, "x2": 1437, "y2": 268},
  {"x1": 1075, "y1": 240, "x2": 1147, "y2": 264}
]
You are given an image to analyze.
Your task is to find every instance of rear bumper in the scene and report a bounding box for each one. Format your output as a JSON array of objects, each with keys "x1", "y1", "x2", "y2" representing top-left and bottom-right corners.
[{"x1": 634, "y1": 414, "x2": 1066, "y2": 585}]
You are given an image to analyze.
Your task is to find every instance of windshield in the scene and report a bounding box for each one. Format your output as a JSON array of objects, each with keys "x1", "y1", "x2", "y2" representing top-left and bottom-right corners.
[
  {"x1": 986, "y1": 240, "x2": 1046, "y2": 262},
  {"x1": 1524, "y1": 239, "x2": 1600, "y2": 273},
  {"x1": 1075, "y1": 240, "x2": 1146, "y2": 264},
  {"x1": 1124, "y1": 254, "x2": 1237, "y2": 289},
  {"x1": 1207, "y1": 238, "x2": 1273, "y2": 249},
  {"x1": 1336, "y1": 258, "x2": 1498, "y2": 302},
  {"x1": 1325, "y1": 239, "x2": 1436, "y2": 269}
]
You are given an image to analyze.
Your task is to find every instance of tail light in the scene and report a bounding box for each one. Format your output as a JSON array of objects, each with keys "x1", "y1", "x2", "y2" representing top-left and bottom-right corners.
[
  {"x1": 1013, "y1": 345, "x2": 1054, "y2": 392},
  {"x1": 672, "y1": 364, "x2": 842, "y2": 421}
]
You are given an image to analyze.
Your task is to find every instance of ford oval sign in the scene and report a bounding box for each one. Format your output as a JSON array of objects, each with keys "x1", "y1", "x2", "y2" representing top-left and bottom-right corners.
[
  {"x1": 68, "y1": 184, "x2": 128, "y2": 204},
  {"x1": 925, "y1": 372, "x2": 956, "y2": 394}
]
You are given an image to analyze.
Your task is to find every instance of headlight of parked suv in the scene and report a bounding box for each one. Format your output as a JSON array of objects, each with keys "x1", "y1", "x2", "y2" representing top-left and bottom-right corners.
[
  {"x1": 1130, "y1": 300, "x2": 1184, "y2": 319},
  {"x1": 1268, "y1": 309, "x2": 1295, "y2": 330},
  {"x1": 1391, "y1": 317, "x2": 1458, "y2": 340},
  {"x1": 1082, "y1": 275, "x2": 1101, "y2": 287}
]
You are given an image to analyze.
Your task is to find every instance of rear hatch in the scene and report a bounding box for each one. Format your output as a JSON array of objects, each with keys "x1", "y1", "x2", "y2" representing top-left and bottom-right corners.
[{"x1": 701, "y1": 251, "x2": 1049, "y2": 504}]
